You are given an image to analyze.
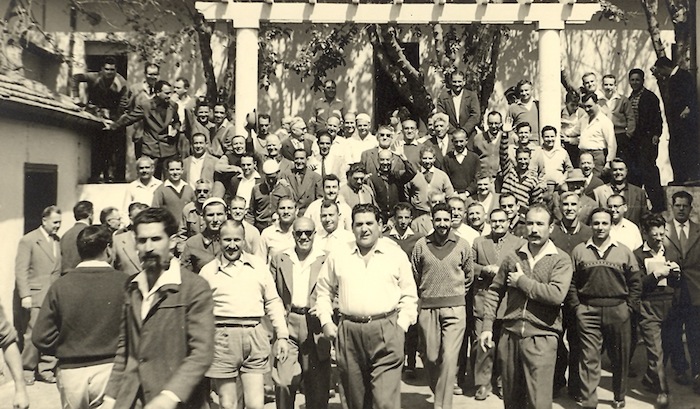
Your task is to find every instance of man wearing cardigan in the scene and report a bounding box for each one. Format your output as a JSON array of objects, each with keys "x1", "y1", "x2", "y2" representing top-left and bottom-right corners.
[
  {"x1": 479, "y1": 205, "x2": 573, "y2": 409},
  {"x1": 411, "y1": 203, "x2": 473, "y2": 409},
  {"x1": 443, "y1": 129, "x2": 480, "y2": 200}
]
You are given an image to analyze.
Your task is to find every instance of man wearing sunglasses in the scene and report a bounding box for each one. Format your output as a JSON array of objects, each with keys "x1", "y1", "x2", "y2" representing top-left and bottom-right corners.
[{"x1": 270, "y1": 217, "x2": 331, "y2": 409}]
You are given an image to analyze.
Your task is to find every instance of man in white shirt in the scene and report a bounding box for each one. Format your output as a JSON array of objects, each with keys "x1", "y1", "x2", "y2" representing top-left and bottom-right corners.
[
  {"x1": 346, "y1": 113, "x2": 378, "y2": 164},
  {"x1": 123, "y1": 156, "x2": 162, "y2": 214},
  {"x1": 448, "y1": 196, "x2": 480, "y2": 246},
  {"x1": 315, "y1": 200, "x2": 356, "y2": 253},
  {"x1": 260, "y1": 198, "x2": 297, "y2": 262},
  {"x1": 579, "y1": 92, "x2": 617, "y2": 175},
  {"x1": 236, "y1": 154, "x2": 261, "y2": 209},
  {"x1": 184, "y1": 133, "x2": 216, "y2": 185},
  {"x1": 608, "y1": 194, "x2": 643, "y2": 251},
  {"x1": 304, "y1": 174, "x2": 352, "y2": 233}
]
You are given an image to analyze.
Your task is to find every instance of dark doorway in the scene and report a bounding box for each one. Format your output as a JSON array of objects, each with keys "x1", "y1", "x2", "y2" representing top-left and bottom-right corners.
[
  {"x1": 374, "y1": 42, "x2": 420, "y2": 126},
  {"x1": 24, "y1": 163, "x2": 58, "y2": 234},
  {"x1": 84, "y1": 54, "x2": 128, "y2": 79}
]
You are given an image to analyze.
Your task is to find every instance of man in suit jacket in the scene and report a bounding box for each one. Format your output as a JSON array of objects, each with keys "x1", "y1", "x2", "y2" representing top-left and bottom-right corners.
[
  {"x1": 360, "y1": 125, "x2": 406, "y2": 176},
  {"x1": 436, "y1": 71, "x2": 481, "y2": 137},
  {"x1": 592, "y1": 158, "x2": 650, "y2": 226},
  {"x1": 104, "y1": 207, "x2": 214, "y2": 409},
  {"x1": 108, "y1": 80, "x2": 181, "y2": 178},
  {"x1": 664, "y1": 190, "x2": 700, "y2": 389},
  {"x1": 284, "y1": 149, "x2": 323, "y2": 216},
  {"x1": 423, "y1": 113, "x2": 454, "y2": 170},
  {"x1": 60, "y1": 200, "x2": 93, "y2": 274},
  {"x1": 113, "y1": 202, "x2": 148, "y2": 277},
  {"x1": 579, "y1": 152, "x2": 604, "y2": 198},
  {"x1": 183, "y1": 133, "x2": 217, "y2": 185},
  {"x1": 15, "y1": 205, "x2": 62, "y2": 383},
  {"x1": 270, "y1": 217, "x2": 331, "y2": 409},
  {"x1": 471, "y1": 209, "x2": 526, "y2": 400},
  {"x1": 281, "y1": 118, "x2": 319, "y2": 162},
  {"x1": 627, "y1": 69, "x2": 664, "y2": 212}
]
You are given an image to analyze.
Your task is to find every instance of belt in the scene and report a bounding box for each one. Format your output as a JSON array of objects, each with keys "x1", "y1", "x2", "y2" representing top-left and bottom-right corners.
[
  {"x1": 580, "y1": 148, "x2": 604, "y2": 152},
  {"x1": 215, "y1": 322, "x2": 259, "y2": 328},
  {"x1": 215, "y1": 317, "x2": 261, "y2": 328},
  {"x1": 340, "y1": 309, "x2": 397, "y2": 323},
  {"x1": 290, "y1": 306, "x2": 310, "y2": 315}
]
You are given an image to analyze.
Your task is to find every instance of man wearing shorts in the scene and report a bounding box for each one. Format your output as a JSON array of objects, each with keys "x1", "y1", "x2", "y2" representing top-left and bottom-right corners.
[{"x1": 200, "y1": 221, "x2": 290, "y2": 409}]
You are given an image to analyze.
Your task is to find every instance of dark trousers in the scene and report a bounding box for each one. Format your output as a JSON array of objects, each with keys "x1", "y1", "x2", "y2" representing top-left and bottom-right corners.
[
  {"x1": 16, "y1": 307, "x2": 56, "y2": 378},
  {"x1": 419, "y1": 307, "x2": 466, "y2": 409},
  {"x1": 92, "y1": 128, "x2": 126, "y2": 181},
  {"x1": 337, "y1": 316, "x2": 404, "y2": 409},
  {"x1": 640, "y1": 298, "x2": 673, "y2": 393},
  {"x1": 275, "y1": 312, "x2": 331, "y2": 409},
  {"x1": 498, "y1": 330, "x2": 558, "y2": 409},
  {"x1": 404, "y1": 324, "x2": 419, "y2": 370},
  {"x1": 554, "y1": 305, "x2": 580, "y2": 396},
  {"x1": 471, "y1": 317, "x2": 502, "y2": 387},
  {"x1": 627, "y1": 140, "x2": 664, "y2": 212},
  {"x1": 666, "y1": 303, "x2": 700, "y2": 376},
  {"x1": 577, "y1": 303, "x2": 631, "y2": 407}
]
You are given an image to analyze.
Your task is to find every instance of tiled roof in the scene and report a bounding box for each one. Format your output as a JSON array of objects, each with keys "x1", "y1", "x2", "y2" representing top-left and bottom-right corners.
[{"x1": 0, "y1": 73, "x2": 101, "y2": 123}]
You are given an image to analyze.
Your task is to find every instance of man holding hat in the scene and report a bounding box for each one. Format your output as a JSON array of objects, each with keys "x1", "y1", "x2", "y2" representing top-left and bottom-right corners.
[{"x1": 249, "y1": 160, "x2": 294, "y2": 231}]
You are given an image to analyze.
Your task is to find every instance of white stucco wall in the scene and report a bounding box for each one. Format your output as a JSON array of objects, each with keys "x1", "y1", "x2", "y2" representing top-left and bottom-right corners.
[{"x1": 0, "y1": 118, "x2": 91, "y2": 322}]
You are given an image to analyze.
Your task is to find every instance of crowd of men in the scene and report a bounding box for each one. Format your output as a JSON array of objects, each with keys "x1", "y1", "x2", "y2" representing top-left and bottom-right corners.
[{"x1": 4, "y1": 56, "x2": 699, "y2": 409}]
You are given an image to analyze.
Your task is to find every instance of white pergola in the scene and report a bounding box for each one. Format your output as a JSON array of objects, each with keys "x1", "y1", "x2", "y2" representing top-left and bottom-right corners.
[{"x1": 196, "y1": 0, "x2": 601, "y2": 135}]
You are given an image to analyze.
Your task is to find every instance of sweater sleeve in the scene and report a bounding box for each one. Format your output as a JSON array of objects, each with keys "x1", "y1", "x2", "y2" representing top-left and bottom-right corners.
[
  {"x1": 625, "y1": 251, "x2": 642, "y2": 314},
  {"x1": 515, "y1": 253, "x2": 573, "y2": 306},
  {"x1": 31, "y1": 286, "x2": 61, "y2": 355},
  {"x1": 482, "y1": 255, "x2": 510, "y2": 332}
]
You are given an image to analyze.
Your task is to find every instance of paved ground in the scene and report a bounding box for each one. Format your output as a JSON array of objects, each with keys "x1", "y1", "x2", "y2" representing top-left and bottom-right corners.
[{"x1": 3, "y1": 351, "x2": 700, "y2": 409}]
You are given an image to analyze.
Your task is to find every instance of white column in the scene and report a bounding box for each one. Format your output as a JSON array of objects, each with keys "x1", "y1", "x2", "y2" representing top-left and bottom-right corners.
[
  {"x1": 537, "y1": 21, "x2": 564, "y2": 134},
  {"x1": 234, "y1": 23, "x2": 260, "y2": 135}
]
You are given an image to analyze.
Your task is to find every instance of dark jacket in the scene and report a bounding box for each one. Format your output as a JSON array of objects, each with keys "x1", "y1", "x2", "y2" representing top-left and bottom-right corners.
[
  {"x1": 60, "y1": 222, "x2": 89, "y2": 274},
  {"x1": 665, "y1": 220, "x2": 700, "y2": 306},
  {"x1": 436, "y1": 89, "x2": 481, "y2": 135},
  {"x1": 112, "y1": 98, "x2": 181, "y2": 158}
]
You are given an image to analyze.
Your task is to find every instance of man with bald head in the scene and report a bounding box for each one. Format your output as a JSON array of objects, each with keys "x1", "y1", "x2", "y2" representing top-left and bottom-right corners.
[
  {"x1": 347, "y1": 113, "x2": 378, "y2": 164},
  {"x1": 265, "y1": 134, "x2": 294, "y2": 177},
  {"x1": 270, "y1": 217, "x2": 331, "y2": 409},
  {"x1": 368, "y1": 147, "x2": 416, "y2": 223}
]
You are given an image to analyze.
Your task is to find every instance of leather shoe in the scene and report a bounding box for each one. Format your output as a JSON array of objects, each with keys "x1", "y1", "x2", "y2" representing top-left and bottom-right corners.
[
  {"x1": 475, "y1": 384, "x2": 492, "y2": 400},
  {"x1": 612, "y1": 399, "x2": 625, "y2": 408},
  {"x1": 23, "y1": 376, "x2": 35, "y2": 386},
  {"x1": 675, "y1": 372, "x2": 692, "y2": 385},
  {"x1": 656, "y1": 393, "x2": 669, "y2": 408},
  {"x1": 38, "y1": 374, "x2": 56, "y2": 384},
  {"x1": 452, "y1": 383, "x2": 463, "y2": 395}
]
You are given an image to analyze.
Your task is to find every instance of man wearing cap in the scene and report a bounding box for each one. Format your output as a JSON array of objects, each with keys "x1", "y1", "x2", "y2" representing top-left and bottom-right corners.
[
  {"x1": 270, "y1": 217, "x2": 331, "y2": 409},
  {"x1": 180, "y1": 198, "x2": 227, "y2": 274},
  {"x1": 199, "y1": 220, "x2": 289, "y2": 409},
  {"x1": 315, "y1": 204, "x2": 418, "y2": 409},
  {"x1": 249, "y1": 160, "x2": 294, "y2": 232}
]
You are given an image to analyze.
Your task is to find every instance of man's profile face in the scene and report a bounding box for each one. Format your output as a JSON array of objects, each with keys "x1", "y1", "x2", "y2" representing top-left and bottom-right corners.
[
  {"x1": 135, "y1": 222, "x2": 171, "y2": 273},
  {"x1": 173, "y1": 80, "x2": 188, "y2": 98},
  {"x1": 42, "y1": 211, "x2": 62, "y2": 235},
  {"x1": 204, "y1": 203, "x2": 226, "y2": 232},
  {"x1": 102, "y1": 63, "x2": 117, "y2": 80},
  {"x1": 156, "y1": 85, "x2": 173, "y2": 103},
  {"x1": 352, "y1": 211, "x2": 380, "y2": 249},
  {"x1": 291, "y1": 122, "x2": 307, "y2": 138},
  {"x1": 220, "y1": 224, "x2": 245, "y2": 262}
]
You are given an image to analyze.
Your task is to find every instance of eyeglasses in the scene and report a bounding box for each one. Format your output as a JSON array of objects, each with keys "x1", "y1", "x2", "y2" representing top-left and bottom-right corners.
[
  {"x1": 195, "y1": 189, "x2": 210, "y2": 193},
  {"x1": 293, "y1": 230, "x2": 314, "y2": 238}
]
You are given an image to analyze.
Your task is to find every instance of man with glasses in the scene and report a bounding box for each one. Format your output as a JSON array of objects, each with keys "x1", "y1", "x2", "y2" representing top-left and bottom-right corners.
[
  {"x1": 578, "y1": 92, "x2": 617, "y2": 175},
  {"x1": 310, "y1": 79, "x2": 345, "y2": 135},
  {"x1": 270, "y1": 217, "x2": 331, "y2": 409},
  {"x1": 281, "y1": 118, "x2": 320, "y2": 163},
  {"x1": 178, "y1": 179, "x2": 212, "y2": 241}
]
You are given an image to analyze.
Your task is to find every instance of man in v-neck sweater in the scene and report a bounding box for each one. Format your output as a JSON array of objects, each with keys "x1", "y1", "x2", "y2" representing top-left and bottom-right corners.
[{"x1": 411, "y1": 203, "x2": 473, "y2": 409}]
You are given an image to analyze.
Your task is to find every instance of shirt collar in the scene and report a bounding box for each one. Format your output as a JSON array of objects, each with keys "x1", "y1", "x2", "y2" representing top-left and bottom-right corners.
[
  {"x1": 350, "y1": 238, "x2": 390, "y2": 256},
  {"x1": 517, "y1": 240, "x2": 558, "y2": 260},
  {"x1": 673, "y1": 219, "x2": 688, "y2": 231},
  {"x1": 138, "y1": 177, "x2": 161, "y2": 188},
  {"x1": 642, "y1": 241, "x2": 665, "y2": 255},
  {"x1": 426, "y1": 230, "x2": 458, "y2": 244},
  {"x1": 240, "y1": 171, "x2": 261, "y2": 181},
  {"x1": 671, "y1": 66, "x2": 680, "y2": 76},
  {"x1": 389, "y1": 226, "x2": 415, "y2": 240},
  {"x1": 131, "y1": 258, "x2": 182, "y2": 294},
  {"x1": 164, "y1": 179, "x2": 188, "y2": 189},
  {"x1": 585, "y1": 237, "x2": 618, "y2": 253},
  {"x1": 76, "y1": 260, "x2": 113, "y2": 268},
  {"x1": 216, "y1": 252, "x2": 256, "y2": 271},
  {"x1": 282, "y1": 247, "x2": 326, "y2": 263}
]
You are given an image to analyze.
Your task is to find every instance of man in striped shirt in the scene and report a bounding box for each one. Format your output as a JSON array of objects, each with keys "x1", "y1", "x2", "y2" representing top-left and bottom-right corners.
[{"x1": 500, "y1": 134, "x2": 543, "y2": 212}]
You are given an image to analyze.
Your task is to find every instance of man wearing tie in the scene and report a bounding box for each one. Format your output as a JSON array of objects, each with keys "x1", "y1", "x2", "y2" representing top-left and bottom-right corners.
[
  {"x1": 436, "y1": 71, "x2": 481, "y2": 137},
  {"x1": 270, "y1": 217, "x2": 332, "y2": 409},
  {"x1": 664, "y1": 190, "x2": 700, "y2": 391},
  {"x1": 14, "y1": 205, "x2": 62, "y2": 384}
]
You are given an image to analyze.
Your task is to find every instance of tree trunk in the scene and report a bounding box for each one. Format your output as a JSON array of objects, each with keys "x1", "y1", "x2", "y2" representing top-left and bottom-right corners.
[
  {"x1": 664, "y1": 0, "x2": 695, "y2": 69},
  {"x1": 193, "y1": 11, "x2": 218, "y2": 104},
  {"x1": 641, "y1": 0, "x2": 667, "y2": 58}
]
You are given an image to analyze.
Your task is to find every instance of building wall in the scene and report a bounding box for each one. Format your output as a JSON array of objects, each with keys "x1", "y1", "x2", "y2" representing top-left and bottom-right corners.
[{"x1": 0, "y1": 118, "x2": 91, "y2": 321}]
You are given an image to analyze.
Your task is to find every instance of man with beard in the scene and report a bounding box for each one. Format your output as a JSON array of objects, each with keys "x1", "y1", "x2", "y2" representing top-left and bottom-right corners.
[
  {"x1": 315, "y1": 204, "x2": 418, "y2": 409},
  {"x1": 260, "y1": 198, "x2": 298, "y2": 263},
  {"x1": 15, "y1": 206, "x2": 62, "y2": 384},
  {"x1": 104, "y1": 207, "x2": 214, "y2": 409},
  {"x1": 471, "y1": 209, "x2": 526, "y2": 400},
  {"x1": 473, "y1": 112, "x2": 505, "y2": 178},
  {"x1": 411, "y1": 203, "x2": 473, "y2": 409},
  {"x1": 314, "y1": 200, "x2": 355, "y2": 253},
  {"x1": 270, "y1": 217, "x2": 331, "y2": 409},
  {"x1": 180, "y1": 198, "x2": 227, "y2": 274},
  {"x1": 592, "y1": 158, "x2": 650, "y2": 226},
  {"x1": 550, "y1": 191, "x2": 592, "y2": 401},
  {"x1": 249, "y1": 160, "x2": 294, "y2": 231},
  {"x1": 209, "y1": 103, "x2": 236, "y2": 158},
  {"x1": 479, "y1": 205, "x2": 572, "y2": 408},
  {"x1": 368, "y1": 149, "x2": 416, "y2": 223},
  {"x1": 198, "y1": 220, "x2": 289, "y2": 409},
  {"x1": 310, "y1": 79, "x2": 345, "y2": 134},
  {"x1": 569, "y1": 207, "x2": 641, "y2": 409},
  {"x1": 183, "y1": 133, "x2": 217, "y2": 186},
  {"x1": 304, "y1": 174, "x2": 352, "y2": 233},
  {"x1": 436, "y1": 71, "x2": 480, "y2": 137},
  {"x1": 284, "y1": 149, "x2": 323, "y2": 216}
]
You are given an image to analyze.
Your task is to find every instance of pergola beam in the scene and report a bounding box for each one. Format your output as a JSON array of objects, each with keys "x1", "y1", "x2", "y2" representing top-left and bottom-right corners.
[{"x1": 196, "y1": 2, "x2": 600, "y2": 26}]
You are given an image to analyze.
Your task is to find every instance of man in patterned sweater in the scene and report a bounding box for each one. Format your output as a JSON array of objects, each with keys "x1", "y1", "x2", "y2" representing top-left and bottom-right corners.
[
  {"x1": 411, "y1": 202, "x2": 473, "y2": 409},
  {"x1": 479, "y1": 205, "x2": 573, "y2": 409}
]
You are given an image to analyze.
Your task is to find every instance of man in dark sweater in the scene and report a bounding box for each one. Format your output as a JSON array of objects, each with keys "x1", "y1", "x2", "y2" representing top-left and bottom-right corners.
[
  {"x1": 60, "y1": 200, "x2": 93, "y2": 274},
  {"x1": 411, "y1": 203, "x2": 473, "y2": 409},
  {"x1": 443, "y1": 129, "x2": 480, "y2": 199},
  {"x1": 569, "y1": 207, "x2": 642, "y2": 409},
  {"x1": 550, "y1": 191, "x2": 592, "y2": 400},
  {"x1": 479, "y1": 205, "x2": 573, "y2": 409},
  {"x1": 33, "y1": 225, "x2": 127, "y2": 409}
]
